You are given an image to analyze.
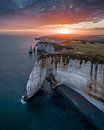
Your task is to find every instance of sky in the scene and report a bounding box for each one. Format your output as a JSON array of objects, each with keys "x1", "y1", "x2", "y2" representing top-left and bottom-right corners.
[{"x1": 0, "y1": 0, "x2": 104, "y2": 35}]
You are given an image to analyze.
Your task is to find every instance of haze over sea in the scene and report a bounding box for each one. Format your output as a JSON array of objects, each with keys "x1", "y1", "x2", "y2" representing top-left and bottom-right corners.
[{"x1": 0, "y1": 34, "x2": 97, "y2": 130}]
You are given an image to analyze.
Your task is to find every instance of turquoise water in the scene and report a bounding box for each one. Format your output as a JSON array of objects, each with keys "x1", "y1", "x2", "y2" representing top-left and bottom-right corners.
[{"x1": 0, "y1": 35, "x2": 97, "y2": 130}]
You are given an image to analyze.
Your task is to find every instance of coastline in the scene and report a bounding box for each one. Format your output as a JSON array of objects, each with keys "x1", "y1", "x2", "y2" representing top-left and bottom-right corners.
[{"x1": 56, "y1": 85, "x2": 104, "y2": 130}]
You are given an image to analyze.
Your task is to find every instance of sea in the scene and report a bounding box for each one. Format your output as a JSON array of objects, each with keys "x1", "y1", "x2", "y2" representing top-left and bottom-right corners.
[{"x1": 0, "y1": 34, "x2": 98, "y2": 130}]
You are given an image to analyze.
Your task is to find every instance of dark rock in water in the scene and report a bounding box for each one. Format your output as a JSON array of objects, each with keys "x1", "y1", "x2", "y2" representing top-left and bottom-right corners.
[{"x1": 29, "y1": 45, "x2": 33, "y2": 54}]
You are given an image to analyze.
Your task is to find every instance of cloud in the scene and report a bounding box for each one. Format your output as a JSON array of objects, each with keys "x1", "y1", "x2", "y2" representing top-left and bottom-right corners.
[
  {"x1": 42, "y1": 19, "x2": 104, "y2": 29},
  {"x1": 0, "y1": 0, "x2": 104, "y2": 26}
]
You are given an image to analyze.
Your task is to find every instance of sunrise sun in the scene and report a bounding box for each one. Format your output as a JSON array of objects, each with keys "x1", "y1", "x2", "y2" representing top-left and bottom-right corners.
[{"x1": 54, "y1": 28, "x2": 73, "y2": 34}]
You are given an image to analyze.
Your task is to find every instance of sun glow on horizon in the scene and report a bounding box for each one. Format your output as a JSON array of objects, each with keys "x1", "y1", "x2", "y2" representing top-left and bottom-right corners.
[
  {"x1": 51, "y1": 28, "x2": 75, "y2": 34},
  {"x1": 0, "y1": 21, "x2": 104, "y2": 35}
]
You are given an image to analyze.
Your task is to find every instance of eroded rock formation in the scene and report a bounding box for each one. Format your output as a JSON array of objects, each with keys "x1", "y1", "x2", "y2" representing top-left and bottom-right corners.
[
  {"x1": 24, "y1": 41, "x2": 104, "y2": 102},
  {"x1": 41, "y1": 53, "x2": 104, "y2": 102}
]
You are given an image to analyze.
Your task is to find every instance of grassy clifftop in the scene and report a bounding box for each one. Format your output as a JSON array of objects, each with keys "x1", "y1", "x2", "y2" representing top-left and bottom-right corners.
[{"x1": 63, "y1": 42, "x2": 104, "y2": 57}]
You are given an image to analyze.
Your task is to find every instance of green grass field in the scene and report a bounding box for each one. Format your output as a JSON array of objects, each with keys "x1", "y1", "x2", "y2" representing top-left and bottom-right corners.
[{"x1": 67, "y1": 43, "x2": 104, "y2": 57}]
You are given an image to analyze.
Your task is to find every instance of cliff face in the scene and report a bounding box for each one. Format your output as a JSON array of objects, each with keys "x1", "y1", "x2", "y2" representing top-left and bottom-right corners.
[
  {"x1": 36, "y1": 42, "x2": 54, "y2": 53},
  {"x1": 25, "y1": 53, "x2": 104, "y2": 102},
  {"x1": 25, "y1": 41, "x2": 104, "y2": 104},
  {"x1": 25, "y1": 60, "x2": 47, "y2": 99},
  {"x1": 41, "y1": 54, "x2": 104, "y2": 102}
]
